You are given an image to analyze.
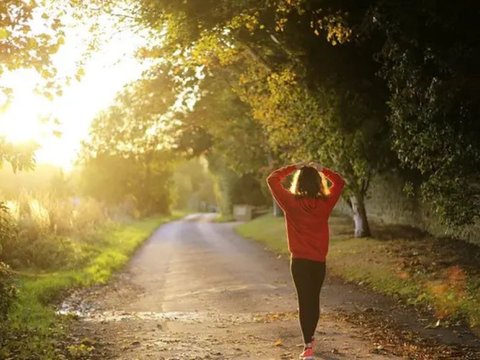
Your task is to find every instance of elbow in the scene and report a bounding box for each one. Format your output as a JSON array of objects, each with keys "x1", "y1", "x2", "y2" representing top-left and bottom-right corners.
[
  {"x1": 336, "y1": 174, "x2": 346, "y2": 188},
  {"x1": 266, "y1": 176, "x2": 271, "y2": 186},
  {"x1": 331, "y1": 179, "x2": 345, "y2": 195},
  {"x1": 266, "y1": 174, "x2": 276, "y2": 185}
]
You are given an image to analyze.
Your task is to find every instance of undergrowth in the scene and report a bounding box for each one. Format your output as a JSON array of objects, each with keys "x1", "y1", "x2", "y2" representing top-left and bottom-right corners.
[{"x1": 0, "y1": 214, "x2": 181, "y2": 360}]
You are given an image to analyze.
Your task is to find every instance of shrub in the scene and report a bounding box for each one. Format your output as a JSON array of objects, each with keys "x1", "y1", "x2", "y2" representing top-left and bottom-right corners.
[
  {"x1": 0, "y1": 202, "x2": 17, "y2": 264},
  {"x1": 1, "y1": 194, "x2": 110, "y2": 269},
  {"x1": 72, "y1": 196, "x2": 108, "y2": 231},
  {"x1": 40, "y1": 193, "x2": 75, "y2": 235},
  {"x1": 0, "y1": 261, "x2": 16, "y2": 321}
]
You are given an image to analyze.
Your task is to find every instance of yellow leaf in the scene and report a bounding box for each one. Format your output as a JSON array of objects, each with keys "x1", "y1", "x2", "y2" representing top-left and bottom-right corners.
[
  {"x1": 75, "y1": 67, "x2": 85, "y2": 81},
  {"x1": 274, "y1": 338, "x2": 283, "y2": 347},
  {"x1": 0, "y1": 28, "x2": 9, "y2": 40}
]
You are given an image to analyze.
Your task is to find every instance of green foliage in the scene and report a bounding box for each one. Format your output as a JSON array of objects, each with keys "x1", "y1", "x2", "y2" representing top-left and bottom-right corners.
[
  {"x1": 0, "y1": 192, "x2": 108, "y2": 270},
  {"x1": 0, "y1": 164, "x2": 67, "y2": 197},
  {"x1": 80, "y1": 152, "x2": 173, "y2": 216},
  {"x1": 174, "y1": 72, "x2": 270, "y2": 174},
  {"x1": 67, "y1": 343, "x2": 95, "y2": 358},
  {"x1": 0, "y1": 0, "x2": 66, "y2": 98},
  {"x1": 0, "y1": 139, "x2": 38, "y2": 173},
  {"x1": 0, "y1": 3, "x2": 107, "y2": 260},
  {"x1": 370, "y1": 0, "x2": 480, "y2": 226},
  {"x1": 0, "y1": 201, "x2": 16, "y2": 257},
  {"x1": 129, "y1": 0, "x2": 393, "y2": 236},
  {"x1": 168, "y1": 71, "x2": 272, "y2": 214},
  {"x1": 0, "y1": 261, "x2": 17, "y2": 351},
  {"x1": 211, "y1": 165, "x2": 236, "y2": 216},
  {"x1": 0, "y1": 261, "x2": 16, "y2": 321},
  {"x1": 84, "y1": 66, "x2": 176, "y2": 156},
  {"x1": 118, "y1": 0, "x2": 479, "y2": 231},
  {"x1": 208, "y1": 153, "x2": 269, "y2": 216},
  {"x1": 171, "y1": 158, "x2": 216, "y2": 211},
  {"x1": 2, "y1": 215, "x2": 178, "y2": 359},
  {"x1": 80, "y1": 65, "x2": 178, "y2": 216}
]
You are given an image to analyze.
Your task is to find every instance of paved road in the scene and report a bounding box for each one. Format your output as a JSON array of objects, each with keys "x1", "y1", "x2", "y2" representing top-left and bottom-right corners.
[{"x1": 63, "y1": 214, "x2": 410, "y2": 359}]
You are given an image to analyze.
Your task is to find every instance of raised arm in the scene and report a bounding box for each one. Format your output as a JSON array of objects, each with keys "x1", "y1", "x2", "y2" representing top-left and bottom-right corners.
[
  {"x1": 321, "y1": 167, "x2": 345, "y2": 210},
  {"x1": 266, "y1": 164, "x2": 301, "y2": 210}
]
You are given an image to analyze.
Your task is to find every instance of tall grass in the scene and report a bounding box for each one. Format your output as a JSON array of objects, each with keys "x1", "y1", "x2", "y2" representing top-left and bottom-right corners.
[
  {"x1": 1, "y1": 214, "x2": 181, "y2": 359},
  {"x1": 0, "y1": 191, "x2": 174, "y2": 358},
  {"x1": 1, "y1": 193, "x2": 111, "y2": 269}
]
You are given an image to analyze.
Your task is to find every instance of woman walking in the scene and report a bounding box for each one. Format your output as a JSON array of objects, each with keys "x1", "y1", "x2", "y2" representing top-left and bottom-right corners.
[{"x1": 266, "y1": 161, "x2": 345, "y2": 360}]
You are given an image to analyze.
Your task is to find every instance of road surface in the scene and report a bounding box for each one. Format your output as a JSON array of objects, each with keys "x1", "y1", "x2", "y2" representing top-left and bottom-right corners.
[{"x1": 63, "y1": 214, "x2": 479, "y2": 359}]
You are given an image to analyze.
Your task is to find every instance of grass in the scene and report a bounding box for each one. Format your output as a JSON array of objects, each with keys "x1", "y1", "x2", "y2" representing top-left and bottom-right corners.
[
  {"x1": 235, "y1": 213, "x2": 480, "y2": 329},
  {"x1": 235, "y1": 214, "x2": 289, "y2": 255},
  {"x1": 1, "y1": 213, "x2": 183, "y2": 360}
]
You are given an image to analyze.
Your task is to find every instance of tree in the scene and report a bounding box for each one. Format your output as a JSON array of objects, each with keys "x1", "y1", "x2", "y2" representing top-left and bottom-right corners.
[
  {"x1": 171, "y1": 158, "x2": 217, "y2": 211},
  {"x1": 80, "y1": 152, "x2": 172, "y2": 215},
  {"x1": 0, "y1": 0, "x2": 67, "y2": 100},
  {"x1": 0, "y1": 0, "x2": 67, "y2": 171},
  {"x1": 271, "y1": 0, "x2": 480, "y2": 227},
  {"x1": 80, "y1": 65, "x2": 178, "y2": 215},
  {"x1": 368, "y1": 0, "x2": 480, "y2": 226},
  {"x1": 169, "y1": 69, "x2": 273, "y2": 215},
  {"x1": 122, "y1": 0, "x2": 480, "y2": 234},
  {"x1": 130, "y1": 0, "x2": 393, "y2": 236},
  {"x1": 234, "y1": 61, "x2": 389, "y2": 237},
  {"x1": 0, "y1": 139, "x2": 38, "y2": 172}
]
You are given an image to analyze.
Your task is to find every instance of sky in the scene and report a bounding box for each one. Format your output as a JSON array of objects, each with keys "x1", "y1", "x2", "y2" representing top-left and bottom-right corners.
[{"x1": 0, "y1": 7, "x2": 149, "y2": 171}]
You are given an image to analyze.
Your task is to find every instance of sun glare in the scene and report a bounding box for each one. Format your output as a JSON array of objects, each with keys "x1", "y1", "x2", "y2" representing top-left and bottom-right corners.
[
  {"x1": 0, "y1": 69, "x2": 49, "y2": 143},
  {"x1": 0, "y1": 10, "x2": 148, "y2": 171}
]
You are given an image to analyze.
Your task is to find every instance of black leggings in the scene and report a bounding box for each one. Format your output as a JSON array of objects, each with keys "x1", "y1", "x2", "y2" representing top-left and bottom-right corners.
[{"x1": 290, "y1": 258, "x2": 326, "y2": 344}]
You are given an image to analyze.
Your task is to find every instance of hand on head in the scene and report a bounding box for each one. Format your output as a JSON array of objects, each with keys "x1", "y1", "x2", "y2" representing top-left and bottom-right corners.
[
  {"x1": 294, "y1": 161, "x2": 323, "y2": 171},
  {"x1": 308, "y1": 161, "x2": 323, "y2": 171},
  {"x1": 294, "y1": 161, "x2": 308, "y2": 169}
]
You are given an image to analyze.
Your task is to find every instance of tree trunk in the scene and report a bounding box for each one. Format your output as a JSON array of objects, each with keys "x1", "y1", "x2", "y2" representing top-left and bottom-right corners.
[
  {"x1": 350, "y1": 193, "x2": 371, "y2": 238},
  {"x1": 273, "y1": 200, "x2": 284, "y2": 217}
]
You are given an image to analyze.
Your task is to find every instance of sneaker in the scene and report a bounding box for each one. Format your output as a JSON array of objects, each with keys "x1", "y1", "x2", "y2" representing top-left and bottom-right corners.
[{"x1": 299, "y1": 346, "x2": 314, "y2": 360}]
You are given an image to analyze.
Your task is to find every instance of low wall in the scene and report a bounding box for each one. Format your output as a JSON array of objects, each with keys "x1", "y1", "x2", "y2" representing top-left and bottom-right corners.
[{"x1": 336, "y1": 172, "x2": 480, "y2": 245}]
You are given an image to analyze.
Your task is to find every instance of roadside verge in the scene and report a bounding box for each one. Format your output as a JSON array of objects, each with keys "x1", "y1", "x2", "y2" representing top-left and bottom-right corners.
[
  {"x1": 1, "y1": 213, "x2": 183, "y2": 360},
  {"x1": 235, "y1": 213, "x2": 480, "y2": 332}
]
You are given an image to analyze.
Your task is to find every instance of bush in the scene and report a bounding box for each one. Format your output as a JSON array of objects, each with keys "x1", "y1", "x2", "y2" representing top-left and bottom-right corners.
[
  {"x1": 72, "y1": 196, "x2": 109, "y2": 231},
  {"x1": 0, "y1": 202, "x2": 17, "y2": 264},
  {"x1": 1, "y1": 194, "x2": 110, "y2": 269},
  {"x1": 0, "y1": 261, "x2": 16, "y2": 321},
  {"x1": 21, "y1": 235, "x2": 87, "y2": 270}
]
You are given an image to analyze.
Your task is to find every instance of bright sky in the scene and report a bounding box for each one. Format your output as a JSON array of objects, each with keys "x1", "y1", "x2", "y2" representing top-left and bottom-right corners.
[{"x1": 0, "y1": 9, "x2": 149, "y2": 171}]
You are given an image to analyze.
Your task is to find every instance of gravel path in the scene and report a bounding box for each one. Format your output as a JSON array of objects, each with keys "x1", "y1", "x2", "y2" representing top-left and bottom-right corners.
[{"x1": 63, "y1": 214, "x2": 479, "y2": 359}]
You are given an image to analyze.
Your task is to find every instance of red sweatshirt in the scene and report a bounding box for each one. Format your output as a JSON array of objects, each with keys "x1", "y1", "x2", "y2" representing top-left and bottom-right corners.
[{"x1": 266, "y1": 165, "x2": 345, "y2": 262}]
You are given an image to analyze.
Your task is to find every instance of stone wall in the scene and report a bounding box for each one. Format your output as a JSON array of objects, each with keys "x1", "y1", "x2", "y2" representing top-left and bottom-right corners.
[{"x1": 336, "y1": 172, "x2": 480, "y2": 245}]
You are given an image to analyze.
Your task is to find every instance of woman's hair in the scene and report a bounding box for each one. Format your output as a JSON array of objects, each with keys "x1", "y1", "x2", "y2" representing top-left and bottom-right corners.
[{"x1": 290, "y1": 166, "x2": 329, "y2": 199}]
